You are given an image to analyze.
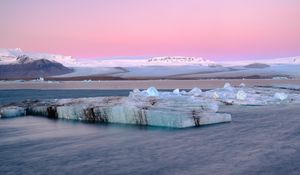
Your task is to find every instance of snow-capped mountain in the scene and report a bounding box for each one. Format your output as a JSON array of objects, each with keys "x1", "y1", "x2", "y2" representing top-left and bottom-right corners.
[
  {"x1": 0, "y1": 53, "x2": 73, "y2": 79},
  {"x1": 1, "y1": 48, "x2": 300, "y2": 80},
  {"x1": 0, "y1": 49, "x2": 217, "y2": 67},
  {"x1": 147, "y1": 56, "x2": 215, "y2": 66},
  {"x1": 0, "y1": 48, "x2": 77, "y2": 67}
]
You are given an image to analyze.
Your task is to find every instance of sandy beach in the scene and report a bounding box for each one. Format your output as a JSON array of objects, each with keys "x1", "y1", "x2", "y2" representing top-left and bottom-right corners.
[{"x1": 0, "y1": 79, "x2": 300, "y2": 90}]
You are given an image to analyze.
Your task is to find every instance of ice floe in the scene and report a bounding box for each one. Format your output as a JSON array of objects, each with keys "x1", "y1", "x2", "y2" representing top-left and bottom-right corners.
[
  {"x1": 0, "y1": 106, "x2": 26, "y2": 118},
  {"x1": 1, "y1": 84, "x2": 300, "y2": 128},
  {"x1": 0, "y1": 87, "x2": 230, "y2": 128},
  {"x1": 274, "y1": 93, "x2": 288, "y2": 101}
]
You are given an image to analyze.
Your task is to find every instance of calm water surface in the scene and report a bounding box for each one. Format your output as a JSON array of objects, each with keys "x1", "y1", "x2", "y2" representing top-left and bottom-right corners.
[{"x1": 0, "y1": 90, "x2": 300, "y2": 175}]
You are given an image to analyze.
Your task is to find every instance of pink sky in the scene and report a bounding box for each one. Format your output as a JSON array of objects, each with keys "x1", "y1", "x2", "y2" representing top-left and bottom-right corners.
[{"x1": 0, "y1": 0, "x2": 299, "y2": 60}]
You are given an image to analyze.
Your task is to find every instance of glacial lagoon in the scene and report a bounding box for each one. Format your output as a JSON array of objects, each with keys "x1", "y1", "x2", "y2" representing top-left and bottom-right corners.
[{"x1": 0, "y1": 89, "x2": 300, "y2": 174}]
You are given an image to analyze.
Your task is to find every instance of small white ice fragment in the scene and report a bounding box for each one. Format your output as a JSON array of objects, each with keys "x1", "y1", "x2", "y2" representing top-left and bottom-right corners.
[
  {"x1": 274, "y1": 92, "x2": 288, "y2": 101},
  {"x1": 239, "y1": 83, "x2": 246, "y2": 87},
  {"x1": 213, "y1": 92, "x2": 219, "y2": 99},
  {"x1": 236, "y1": 90, "x2": 247, "y2": 100},
  {"x1": 133, "y1": 88, "x2": 140, "y2": 93},
  {"x1": 223, "y1": 83, "x2": 234, "y2": 92},
  {"x1": 146, "y1": 87, "x2": 159, "y2": 96},
  {"x1": 173, "y1": 88, "x2": 180, "y2": 95},
  {"x1": 224, "y1": 83, "x2": 231, "y2": 88},
  {"x1": 0, "y1": 106, "x2": 26, "y2": 118},
  {"x1": 188, "y1": 87, "x2": 202, "y2": 96},
  {"x1": 180, "y1": 90, "x2": 187, "y2": 95},
  {"x1": 38, "y1": 77, "x2": 44, "y2": 81}
]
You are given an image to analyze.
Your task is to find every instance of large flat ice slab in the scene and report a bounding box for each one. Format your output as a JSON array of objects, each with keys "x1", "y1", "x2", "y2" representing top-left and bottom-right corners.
[
  {"x1": 2, "y1": 85, "x2": 299, "y2": 128},
  {"x1": 0, "y1": 91, "x2": 231, "y2": 128}
]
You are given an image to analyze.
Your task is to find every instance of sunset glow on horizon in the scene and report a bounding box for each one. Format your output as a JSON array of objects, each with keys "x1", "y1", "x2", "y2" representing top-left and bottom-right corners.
[{"x1": 0, "y1": 0, "x2": 299, "y2": 60}]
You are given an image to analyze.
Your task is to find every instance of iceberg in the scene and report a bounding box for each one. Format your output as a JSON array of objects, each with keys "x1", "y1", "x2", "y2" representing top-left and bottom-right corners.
[
  {"x1": 173, "y1": 88, "x2": 181, "y2": 95},
  {"x1": 0, "y1": 106, "x2": 26, "y2": 118},
  {"x1": 0, "y1": 88, "x2": 232, "y2": 128},
  {"x1": 224, "y1": 82, "x2": 231, "y2": 88},
  {"x1": 180, "y1": 90, "x2": 187, "y2": 95},
  {"x1": 2, "y1": 86, "x2": 300, "y2": 128},
  {"x1": 274, "y1": 92, "x2": 288, "y2": 101},
  {"x1": 188, "y1": 87, "x2": 202, "y2": 96},
  {"x1": 223, "y1": 83, "x2": 235, "y2": 92},
  {"x1": 239, "y1": 83, "x2": 246, "y2": 87},
  {"x1": 133, "y1": 88, "x2": 140, "y2": 93},
  {"x1": 146, "y1": 87, "x2": 159, "y2": 96},
  {"x1": 204, "y1": 86, "x2": 300, "y2": 106},
  {"x1": 236, "y1": 90, "x2": 247, "y2": 100},
  {"x1": 212, "y1": 92, "x2": 220, "y2": 99}
]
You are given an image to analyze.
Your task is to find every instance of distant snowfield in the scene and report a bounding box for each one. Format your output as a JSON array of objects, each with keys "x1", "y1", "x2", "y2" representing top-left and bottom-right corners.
[
  {"x1": 1, "y1": 48, "x2": 300, "y2": 79},
  {"x1": 176, "y1": 64, "x2": 300, "y2": 79}
]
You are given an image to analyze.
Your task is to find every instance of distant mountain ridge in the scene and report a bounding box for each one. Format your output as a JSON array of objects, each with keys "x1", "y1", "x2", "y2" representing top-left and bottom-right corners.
[
  {"x1": 0, "y1": 48, "x2": 299, "y2": 80},
  {"x1": 0, "y1": 55, "x2": 73, "y2": 79},
  {"x1": 0, "y1": 48, "x2": 76, "y2": 67},
  {"x1": 147, "y1": 56, "x2": 215, "y2": 66}
]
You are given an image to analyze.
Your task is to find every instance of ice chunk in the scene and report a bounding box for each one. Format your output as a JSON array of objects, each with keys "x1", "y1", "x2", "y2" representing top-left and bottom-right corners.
[
  {"x1": 0, "y1": 106, "x2": 26, "y2": 118},
  {"x1": 239, "y1": 83, "x2": 246, "y2": 87},
  {"x1": 180, "y1": 90, "x2": 187, "y2": 95},
  {"x1": 206, "y1": 89, "x2": 235, "y2": 100},
  {"x1": 38, "y1": 77, "x2": 44, "y2": 81},
  {"x1": 0, "y1": 94, "x2": 231, "y2": 128},
  {"x1": 274, "y1": 92, "x2": 288, "y2": 101},
  {"x1": 82, "y1": 79, "x2": 92, "y2": 83},
  {"x1": 146, "y1": 87, "x2": 159, "y2": 96},
  {"x1": 188, "y1": 87, "x2": 202, "y2": 96},
  {"x1": 173, "y1": 88, "x2": 180, "y2": 95},
  {"x1": 236, "y1": 90, "x2": 247, "y2": 100},
  {"x1": 129, "y1": 88, "x2": 145, "y2": 99},
  {"x1": 272, "y1": 77, "x2": 288, "y2": 80},
  {"x1": 223, "y1": 83, "x2": 234, "y2": 92},
  {"x1": 223, "y1": 82, "x2": 231, "y2": 88},
  {"x1": 133, "y1": 88, "x2": 140, "y2": 93},
  {"x1": 213, "y1": 92, "x2": 219, "y2": 99},
  {"x1": 194, "y1": 113, "x2": 232, "y2": 126}
]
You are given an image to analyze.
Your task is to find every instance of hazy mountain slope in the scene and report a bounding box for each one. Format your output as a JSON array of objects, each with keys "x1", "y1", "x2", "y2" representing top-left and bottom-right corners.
[
  {"x1": 0, "y1": 48, "x2": 76, "y2": 67},
  {"x1": 0, "y1": 55, "x2": 73, "y2": 79}
]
